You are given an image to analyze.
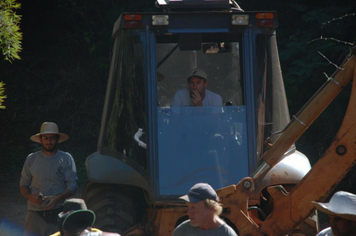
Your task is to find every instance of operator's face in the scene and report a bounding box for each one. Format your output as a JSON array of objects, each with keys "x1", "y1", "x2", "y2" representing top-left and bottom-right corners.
[
  {"x1": 40, "y1": 134, "x2": 59, "y2": 153},
  {"x1": 330, "y1": 216, "x2": 356, "y2": 236},
  {"x1": 188, "y1": 77, "x2": 208, "y2": 96},
  {"x1": 186, "y1": 201, "x2": 211, "y2": 228}
]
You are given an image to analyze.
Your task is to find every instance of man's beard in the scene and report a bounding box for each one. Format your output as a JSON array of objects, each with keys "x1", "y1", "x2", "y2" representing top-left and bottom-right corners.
[{"x1": 43, "y1": 144, "x2": 57, "y2": 153}]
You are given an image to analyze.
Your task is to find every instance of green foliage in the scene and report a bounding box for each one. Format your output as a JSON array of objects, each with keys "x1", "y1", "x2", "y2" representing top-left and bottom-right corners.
[
  {"x1": 0, "y1": 0, "x2": 22, "y2": 62},
  {"x1": 0, "y1": 81, "x2": 5, "y2": 109},
  {"x1": 278, "y1": 4, "x2": 355, "y2": 111},
  {"x1": 0, "y1": 0, "x2": 22, "y2": 109}
]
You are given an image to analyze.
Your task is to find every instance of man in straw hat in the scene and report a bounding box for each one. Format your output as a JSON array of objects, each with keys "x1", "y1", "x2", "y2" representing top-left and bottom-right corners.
[
  {"x1": 50, "y1": 198, "x2": 120, "y2": 236},
  {"x1": 312, "y1": 191, "x2": 356, "y2": 236},
  {"x1": 172, "y1": 183, "x2": 237, "y2": 236},
  {"x1": 20, "y1": 122, "x2": 78, "y2": 236}
]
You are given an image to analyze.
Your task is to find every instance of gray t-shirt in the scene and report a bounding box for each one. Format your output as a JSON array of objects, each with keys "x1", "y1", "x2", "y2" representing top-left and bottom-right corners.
[
  {"x1": 172, "y1": 220, "x2": 238, "y2": 236},
  {"x1": 20, "y1": 150, "x2": 78, "y2": 211}
]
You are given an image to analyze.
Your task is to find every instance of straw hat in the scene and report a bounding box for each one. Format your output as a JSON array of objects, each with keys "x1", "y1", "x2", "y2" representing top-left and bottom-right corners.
[
  {"x1": 30, "y1": 122, "x2": 69, "y2": 143},
  {"x1": 312, "y1": 191, "x2": 356, "y2": 222}
]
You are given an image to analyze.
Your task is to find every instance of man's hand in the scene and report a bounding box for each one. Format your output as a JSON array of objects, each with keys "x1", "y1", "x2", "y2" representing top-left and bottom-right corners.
[
  {"x1": 20, "y1": 186, "x2": 45, "y2": 206},
  {"x1": 190, "y1": 90, "x2": 203, "y2": 106},
  {"x1": 28, "y1": 192, "x2": 45, "y2": 206},
  {"x1": 43, "y1": 195, "x2": 60, "y2": 210},
  {"x1": 43, "y1": 189, "x2": 72, "y2": 210}
]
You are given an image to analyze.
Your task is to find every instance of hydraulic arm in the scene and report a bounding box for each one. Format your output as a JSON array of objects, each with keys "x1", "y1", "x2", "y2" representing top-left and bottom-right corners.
[{"x1": 218, "y1": 53, "x2": 356, "y2": 236}]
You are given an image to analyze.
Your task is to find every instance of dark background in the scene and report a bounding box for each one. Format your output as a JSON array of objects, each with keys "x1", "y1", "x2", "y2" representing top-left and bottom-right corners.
[{"x1": 0, "y1": 0, "x2": 356, "y2": 193}]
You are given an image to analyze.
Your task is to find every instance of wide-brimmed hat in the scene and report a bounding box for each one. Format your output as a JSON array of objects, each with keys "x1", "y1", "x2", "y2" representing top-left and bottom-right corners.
[
  {"x1": 312, "y1": 191, "x2": 356, "y2": 221},
  {"x1": 58, "y1": 198, "x2": 95, "y2": 231},
  {"x1": 187, "y1": 68, "x2": 208, "y2": 81},
  {"x1": 180, "y1": 183, "x2": 219, "y2": 203},
  {"x1": 30, "y1": 122, "x2": 69, "y2": 143}
]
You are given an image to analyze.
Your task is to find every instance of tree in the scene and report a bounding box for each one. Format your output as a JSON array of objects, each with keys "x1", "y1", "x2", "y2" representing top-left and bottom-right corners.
[
  {"x1": 0, "y1": 0, "x2": 22, "y2": 109},
  {"x1": 0, "y1": 81, "x2": 5, "y2": 109},
  {"x1": 0, "y1": 0, "x2": 22, "y2": 62}
]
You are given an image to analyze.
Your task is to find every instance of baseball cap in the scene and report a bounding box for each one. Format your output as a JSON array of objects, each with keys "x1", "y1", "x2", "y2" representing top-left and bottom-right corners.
[
  {"x1": 179, "y1": 183, "x2": 219, "y2": 203},
  {"x1": 187, "y1": 68, "x2": 208, "y2": 81},
  {"x1": 58, "y1": 198, "x2": 95, "y2": 231}
]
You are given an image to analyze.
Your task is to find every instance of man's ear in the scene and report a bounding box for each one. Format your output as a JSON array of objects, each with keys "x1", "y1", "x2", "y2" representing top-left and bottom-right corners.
[{"x1": 204, "y1": 80, "x2": 209, "y2": 87}]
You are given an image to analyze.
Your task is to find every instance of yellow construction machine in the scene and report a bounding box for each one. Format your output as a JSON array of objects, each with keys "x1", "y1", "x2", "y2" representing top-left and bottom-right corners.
[{"x1": 82, "y1": 0, "x2": 356, "y2": 235}]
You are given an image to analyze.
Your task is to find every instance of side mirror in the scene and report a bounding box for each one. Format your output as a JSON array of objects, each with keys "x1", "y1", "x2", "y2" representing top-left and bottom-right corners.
[{"x1": 203, "y1": 42, "x2": 232, "y2": 54}]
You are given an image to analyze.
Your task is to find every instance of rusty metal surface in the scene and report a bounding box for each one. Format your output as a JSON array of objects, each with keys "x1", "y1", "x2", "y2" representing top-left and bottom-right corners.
[
  {"x1": 217, "y1": 55, "x2": 356, "y2": 236},
  {"x1": 259, "y1": 56, "x2": 356, "y2": 171}
]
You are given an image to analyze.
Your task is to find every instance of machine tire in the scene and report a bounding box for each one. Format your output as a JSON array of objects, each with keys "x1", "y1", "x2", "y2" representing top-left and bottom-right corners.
[{"x1": 82, "y1": 182, "x2": 146, "y2": 234}]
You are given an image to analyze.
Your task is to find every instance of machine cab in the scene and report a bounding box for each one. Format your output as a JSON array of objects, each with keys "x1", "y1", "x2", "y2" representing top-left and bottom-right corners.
[{"x1": 95, "y1": 0, "x2": 292, "y2": 202}]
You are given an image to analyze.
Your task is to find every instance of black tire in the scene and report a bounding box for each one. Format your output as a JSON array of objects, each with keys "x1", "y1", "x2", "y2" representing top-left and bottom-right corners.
[{"x1": 82, "y1": 182, "x2": 146, "y2": 234}]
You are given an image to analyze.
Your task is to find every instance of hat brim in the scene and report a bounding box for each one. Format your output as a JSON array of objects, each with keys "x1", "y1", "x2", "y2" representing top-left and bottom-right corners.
[
  {"x1": 312, "y1": 201, "x2": 356, "y2": 221},
  {"x1": 187, "y1": 75, "x2": 207, "y2": 81},
  {"x1": 179, "y1": 194, "x2": 203, "y2": 203},
  {"x1": 61, "y1": 210, "x2": 95, "y2": 230},
  {"x1": 30, "y1": 133, "x2": 69, "y2": 143}
]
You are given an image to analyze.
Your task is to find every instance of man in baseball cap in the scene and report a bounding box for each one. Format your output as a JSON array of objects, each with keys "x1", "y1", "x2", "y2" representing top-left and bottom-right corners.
[
  {"x1": 171, "y1": 68, "x2": 222, "y2": 109},
  {"x1": 172, "y1": 183, "x2": 237, "y2": 236},
  {"x1": 312, "y1": 191, "x2": 356, "y2": 236},
  {"x1": 51, "y1": 198, "x2": 120, "y2": 236},
  {"x1": 55, "y1": 198, "x2": 96, "y2": 235}
]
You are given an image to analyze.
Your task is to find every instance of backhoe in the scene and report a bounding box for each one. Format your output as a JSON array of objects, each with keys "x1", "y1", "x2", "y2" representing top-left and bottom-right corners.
[{"x1": 82, "y1": 0, "x2": 356, "y2": 235}]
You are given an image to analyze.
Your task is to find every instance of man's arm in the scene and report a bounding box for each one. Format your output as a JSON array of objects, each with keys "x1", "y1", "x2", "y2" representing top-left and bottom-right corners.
[
  {"x1": 102, "y1": 232, "x2": 122, "y2": 236},
  {"x1": 20, "y1": 154, "x2": 44, "y2": 205},
  {"x1": 65, "y1": 153, "x2": 78, "y2": 195},
  {"x1": 43, "y1": 188, "x2": 72, "y2": 210},
  {"x1": 171, "y1": 91, "x2": 182, "y2": 107},
  {"x1": 20, "y1": 185, "x2": 44, "y2": 206},
  {"x1": 171, "y1": 89, "x2": 191, "y2": 107},
  {"x1": 210, "y1": 92, "x2": 222, "y2": 106}
]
